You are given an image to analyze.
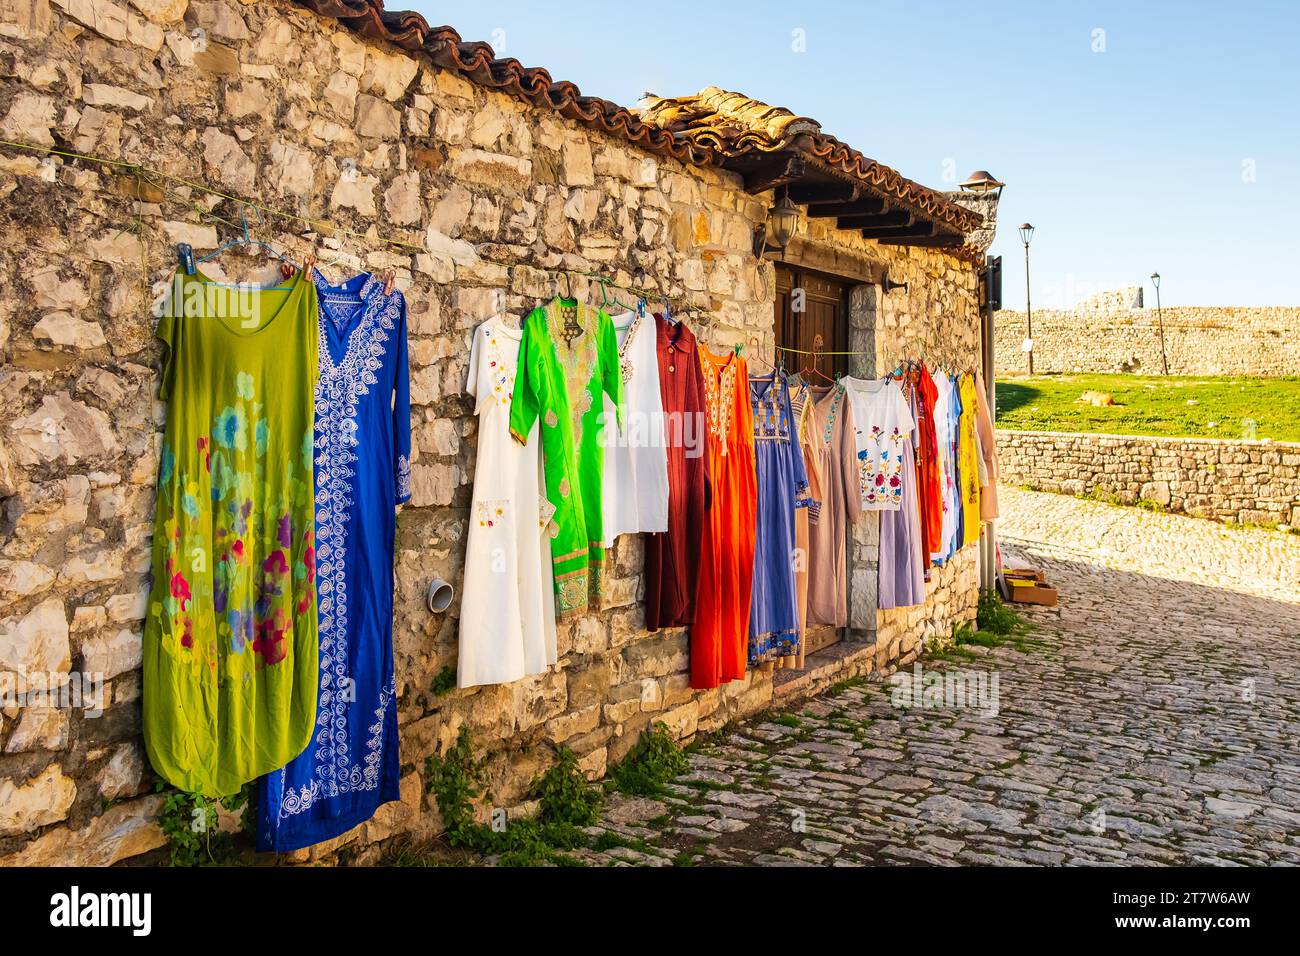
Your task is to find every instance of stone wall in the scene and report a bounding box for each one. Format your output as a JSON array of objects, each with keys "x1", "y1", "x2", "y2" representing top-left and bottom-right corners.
[
  {"x1": 0, "y1": 0, "x2": 983, "y2": 864},
  {"x1": 997, "y1": 429, "x2": 1300, "y2": 528},
  {"x1": 994, "y1": 306, "x2": 1300, "y2": 376}
]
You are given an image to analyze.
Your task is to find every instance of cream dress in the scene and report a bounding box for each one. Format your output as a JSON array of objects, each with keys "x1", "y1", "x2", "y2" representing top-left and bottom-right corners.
[{"x1": 459, "y1": 318, "x2": 557, "y2": 688}]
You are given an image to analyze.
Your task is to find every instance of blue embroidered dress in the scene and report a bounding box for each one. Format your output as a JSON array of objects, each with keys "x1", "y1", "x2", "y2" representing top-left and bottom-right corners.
[
  {"x1": 257, "y1": 271, "x2": 411, "y2": 852},
  {"x1": 747, "y1": 372, "x2": 810, "y2": 663}
]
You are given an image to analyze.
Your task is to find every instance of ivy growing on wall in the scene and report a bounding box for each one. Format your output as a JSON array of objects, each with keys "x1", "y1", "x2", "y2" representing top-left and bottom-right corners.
[
  {"x1": 155, "y1": 778, "x2": 254, "y2": 867},
  {"x1": 424, "y1": 728, "x2": 603, "y2": 866}
]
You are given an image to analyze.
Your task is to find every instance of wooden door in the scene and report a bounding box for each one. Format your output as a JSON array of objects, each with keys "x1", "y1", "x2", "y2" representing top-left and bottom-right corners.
[
  {"x1": 774, "y1": 266, "x2": 850, "y2": 379},
  {"x1": 774, "y1": 265, "x2": 850, "y2": 656}
]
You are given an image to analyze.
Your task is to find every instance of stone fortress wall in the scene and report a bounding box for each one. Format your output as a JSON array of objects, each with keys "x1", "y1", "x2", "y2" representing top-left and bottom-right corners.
[
  {"x1": 998, "y1": 429, "x2": 1300, "y2": 529},
  {"x1": 994, "y1": 286, "x2": 1300, "y2": 376}
]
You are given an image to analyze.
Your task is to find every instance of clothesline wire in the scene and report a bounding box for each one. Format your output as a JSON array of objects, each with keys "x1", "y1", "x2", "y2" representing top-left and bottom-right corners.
[
  {"x1": 771, "y1": 344, "x2": 979, "y2": 379},
  {"x1": 516, "y1": 263, "x2": 715, "y2": 313},
  {"x1": 5, "y1": 138, "x2": 721, "y2": 313},
  {"x1": 5, "y1": 138, "x2": 981, "y2": 373},
  {"x1": 0, "y1": 138, "x2": 428, "y2": 253},
  {"x1": 774, "y1": 344, "x2": 866, "y2": 356}
]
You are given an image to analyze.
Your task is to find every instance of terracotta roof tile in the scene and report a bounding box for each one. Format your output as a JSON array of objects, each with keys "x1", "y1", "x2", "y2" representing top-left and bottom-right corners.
[
  {"x1": 294, "y1": 1, "x2": 983, "y2": 238},
  {"x1": 636, "y1": 87, "x2": 821, "y2": 154},
  {"x1": 637, "y1": 88, "x2": 981, "y2": 234},
  {"x1": 295, "y1": 0, "x2": 712, "y2": 164}
]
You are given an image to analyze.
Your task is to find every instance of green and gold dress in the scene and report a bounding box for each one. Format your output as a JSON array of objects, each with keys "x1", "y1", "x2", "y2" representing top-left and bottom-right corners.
[{"x1": 509, "y1": 298, "x2": 623, "y2": 618}]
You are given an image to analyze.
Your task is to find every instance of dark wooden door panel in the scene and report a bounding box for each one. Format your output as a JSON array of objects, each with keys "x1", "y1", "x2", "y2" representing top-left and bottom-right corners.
[{"x1": 774, "y1": 265, "x2": 849, "y2": 378}]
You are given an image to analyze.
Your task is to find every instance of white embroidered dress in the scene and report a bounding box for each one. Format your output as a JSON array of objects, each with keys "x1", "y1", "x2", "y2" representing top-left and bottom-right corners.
[
  {"x1": 459, "y1": 318, "x2": 557, "y2": 688},
  {"x1": 601, "y1": 309, "x2": 669, "y2": 546},
  {"x1": 840, "y1": 377, "x2": 915, "y2": 511}
]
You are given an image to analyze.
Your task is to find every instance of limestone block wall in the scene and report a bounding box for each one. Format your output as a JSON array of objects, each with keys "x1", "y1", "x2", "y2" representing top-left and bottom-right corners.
[
  {"x1": 997, "y1": 429, "x2": 1300, "y2": 527},
  {"x1": 994, "y1": 307, "x2": 1300, "y2": 376},
  {"x1": 0, "y1": 0, "x2": 983, "y2": 864}
]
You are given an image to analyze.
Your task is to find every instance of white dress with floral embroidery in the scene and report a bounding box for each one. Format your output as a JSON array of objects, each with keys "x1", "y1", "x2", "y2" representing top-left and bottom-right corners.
[
  {"x1": 459, "y1": 318, "x2": 557, "y2": 688},
  {"x1": 840, "y1": 376, "x2": 915, "y2": 511}
]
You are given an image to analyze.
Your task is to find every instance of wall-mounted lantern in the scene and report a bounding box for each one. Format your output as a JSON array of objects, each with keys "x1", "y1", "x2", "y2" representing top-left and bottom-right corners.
[{"x1": 769, "y1": 188, "x2": 801, "y2": 250}]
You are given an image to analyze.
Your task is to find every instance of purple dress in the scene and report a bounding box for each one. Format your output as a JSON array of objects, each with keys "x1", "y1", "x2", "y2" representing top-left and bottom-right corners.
[
  {"x1": 748, "y1": 372, "x2": 810, "y2": 662},
  {"x1": 878, "y1": 389, "x2": 926, "y2": 609}
]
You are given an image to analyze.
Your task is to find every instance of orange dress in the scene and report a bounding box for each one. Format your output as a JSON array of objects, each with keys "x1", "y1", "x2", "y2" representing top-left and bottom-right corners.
[{"x1": 692, "y1": 347, "x2": 757, "y2": 689}]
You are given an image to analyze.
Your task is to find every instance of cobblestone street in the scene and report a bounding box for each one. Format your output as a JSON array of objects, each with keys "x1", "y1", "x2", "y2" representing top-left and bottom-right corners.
[{"x1": 579, "y1": 487, "x2": 1300, "y2": 866}]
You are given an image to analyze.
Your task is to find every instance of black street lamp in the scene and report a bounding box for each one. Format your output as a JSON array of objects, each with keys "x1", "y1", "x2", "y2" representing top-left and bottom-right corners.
[
  {"x1": 1019, "y1": 223, "x2": 1035, "y2": 374},
  {"x1": 1151, "y1": 272, "x2": 1168, "y2": 375}
]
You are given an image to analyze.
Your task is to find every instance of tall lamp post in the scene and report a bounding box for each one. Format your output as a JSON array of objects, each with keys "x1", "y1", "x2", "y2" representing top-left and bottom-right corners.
[
  {"x1": 961, "y1": 169, "x2": 1007, "y2": 591},
  {"x1": 1151, "y1": 271, "x2": 1168, "y2": 375},
  {"x1": 1019, "y1": 223, "x2": 1035, "y2": 374}
]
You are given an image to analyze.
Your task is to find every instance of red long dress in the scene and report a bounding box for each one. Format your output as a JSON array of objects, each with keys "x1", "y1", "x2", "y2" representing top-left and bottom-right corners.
[
  {"x1": 644, "y1": 317, "x2": 709, "y2": 630},
  {"x1": 915, "y1": 365, "x2": 943, "y2": 560},
  {"x1": 692, "y1": 346, "x2": 757, "y2": 689}
]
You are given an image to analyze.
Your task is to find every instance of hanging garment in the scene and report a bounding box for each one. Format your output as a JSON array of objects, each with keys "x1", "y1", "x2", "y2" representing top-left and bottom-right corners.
[
  {"x1": 841, "y1": 377, "x2": 915, "y2": 511},
  {"x1": 145, "y1": 269, "x2": 319, "y2": 798},
  {"x1": 786, "y1": 380, "x2": 824, "y2": 668},
  {"x1": 644, "y1": 316, "x2": 709, "y2": 631},
  {"x1": 746, "y1": 371, "x2": 809, "y2": 664},
  {"x1": 804, "y1": 384, "x2": 861, "y2": 628},
  {"x1": 930, "y1": 372, "x2": 959, "y2": 564},
  {"x1": 958, "y1": 372, "x2": 982, "y2": 547},
  {"x1": 510, "y1": 298, "x2": 622, "y2": 618},
  {"x1": 878, "y1": 384, "x2": 926, "y2": 610},
  {"x1": 948, "y1": 376, "x2": 965, "y2": 555},
  {"x1": 914, "y1": 365, "x2": 943, "y2": 558},
  {"x1": 456, "y1": 317, "x2": 557, "y2": 689},
  {"x1": 692, "y1": 346, "x2": 756, "y2": 689},
  {"x1": 257, "y1": 271, "x2": 409, "y2": 851},
  {"x1": 973, "y1": 370, "x2": 1001, "y2": 521},
  {"x1": 602, "y1": 308, "x2": 669, "y2": 546}
]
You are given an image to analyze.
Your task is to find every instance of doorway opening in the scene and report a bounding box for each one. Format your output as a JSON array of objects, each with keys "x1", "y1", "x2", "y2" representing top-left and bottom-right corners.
[{"x1": 773, "y1": 264, "x2": 853, "y2": 656}]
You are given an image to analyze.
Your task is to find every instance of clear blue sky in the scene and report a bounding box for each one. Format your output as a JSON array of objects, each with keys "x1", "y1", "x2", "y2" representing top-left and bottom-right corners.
[{"x1": 407, "y1": 0, "x2": 1299, "y2": 308}]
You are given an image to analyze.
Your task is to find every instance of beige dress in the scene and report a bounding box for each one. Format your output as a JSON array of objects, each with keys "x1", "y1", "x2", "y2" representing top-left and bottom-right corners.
[
  {"x1": 973, "y1": 371, "x2": 1000, "y2": 520},
  {"x1": 804, "y1": 384, "x2": 862, "y2": 627}
]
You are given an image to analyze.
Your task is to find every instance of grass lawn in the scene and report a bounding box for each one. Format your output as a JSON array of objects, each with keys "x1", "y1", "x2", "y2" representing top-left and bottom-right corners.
[{"x1": 994, "y1": 373, "x2": 1300, "y2": 443}]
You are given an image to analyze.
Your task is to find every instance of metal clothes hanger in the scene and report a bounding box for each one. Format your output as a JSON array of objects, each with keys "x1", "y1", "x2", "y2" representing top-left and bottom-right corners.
[
  {"x1": 800, "y1": 333, "x2": 836, "y2": 385},
  {"x1": 599, "y1": 277, "x2": 636, "y2": 320},
  {"x1": 745, "y1": 334, "x2": 777, "y2": 374},
  {"x1": 656, "y1": 277, "x2": 673, "y2": 324},
  {"x1": 193, "y1": 205, "x2": 292, "y2": 277},
  {"x1": 632, "y1": 269, "x2": 650, "y2": 318}
]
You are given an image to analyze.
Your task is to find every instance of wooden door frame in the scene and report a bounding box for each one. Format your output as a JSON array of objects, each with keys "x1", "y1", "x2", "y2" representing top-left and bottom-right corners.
[{"x1": 773, "y1": 263, "x2": 852, "y2": 378}]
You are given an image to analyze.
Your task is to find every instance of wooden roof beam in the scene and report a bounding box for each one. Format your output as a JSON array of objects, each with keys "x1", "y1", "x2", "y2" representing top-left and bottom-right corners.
[
  {"x1": 837, "y1": 211, "x2": 912, "y2": 230},
  {"x1": 876, "y1": 234, "x2": 966, "y2": 248},
  {"x1": 805, "y1": 197, "x2": 886, "y2": 218},
  {"x1": 742, "y1": 155, "x2": 806, "y2": 193},
  {"x1": 787, "y1": 183, "x2": 859, "y2": 204},
  {"x1": 861, "y1": 222, "x2": 937, "y2": 239}
]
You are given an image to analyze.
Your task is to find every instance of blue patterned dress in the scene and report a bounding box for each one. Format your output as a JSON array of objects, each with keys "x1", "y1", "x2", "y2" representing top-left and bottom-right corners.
[
  {"x1": 747, "y1": 372, "x2": 810, "y2": 663},
  {"x1": 257, "y1": 271, "x2": 411, "y2": 852}
]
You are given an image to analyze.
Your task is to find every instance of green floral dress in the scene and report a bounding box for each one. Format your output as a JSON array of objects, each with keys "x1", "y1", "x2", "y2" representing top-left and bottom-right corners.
[
  {"x1": 509, "y1": 299, "x2": 622, "y2": 618},
  {"x1": 144, "y1": 269, "x2": 320, "y2": 797}
]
